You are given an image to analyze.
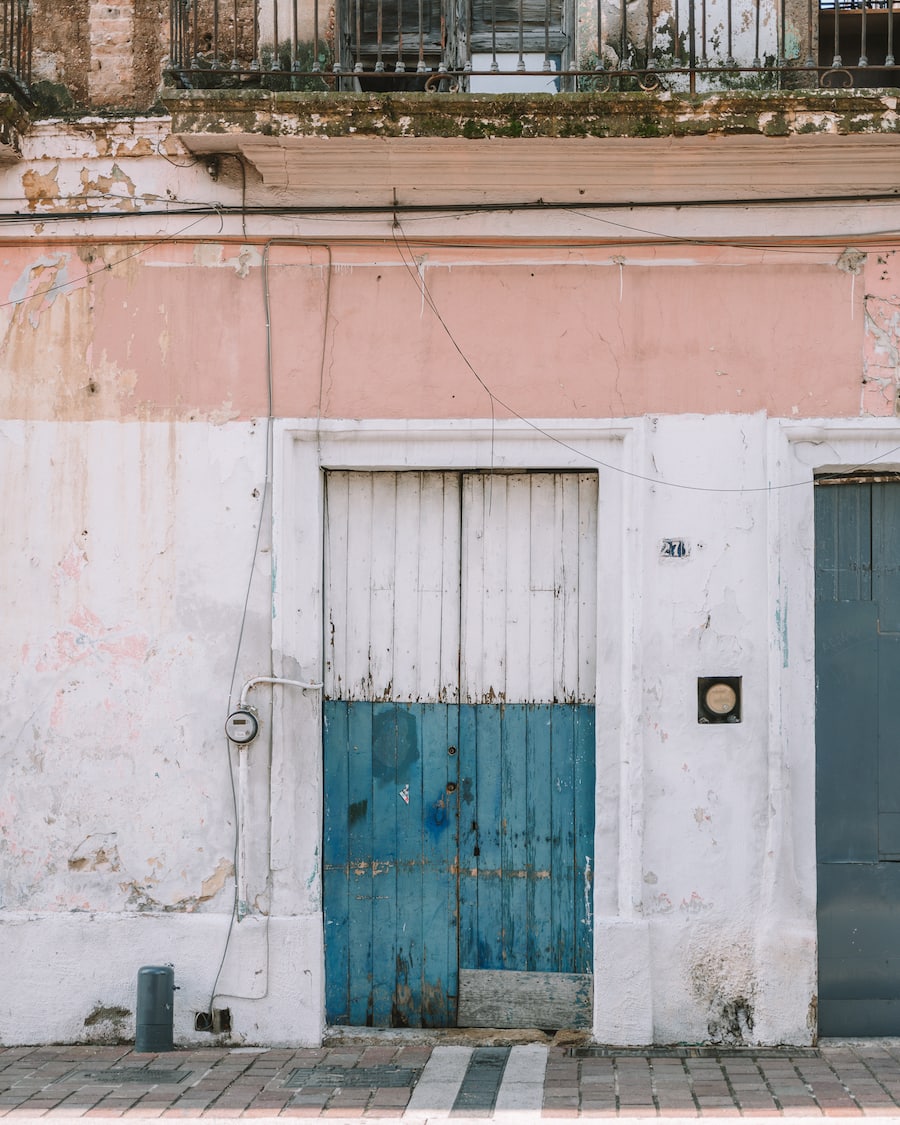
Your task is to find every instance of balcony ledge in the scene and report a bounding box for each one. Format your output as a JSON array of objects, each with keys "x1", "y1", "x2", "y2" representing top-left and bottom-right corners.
[
  {"x1": 160, "y1": 88, "x2": 900, "y2": 207},
  {"x1": 159, "y1": 87, "x2": 900, "y2": 141}
]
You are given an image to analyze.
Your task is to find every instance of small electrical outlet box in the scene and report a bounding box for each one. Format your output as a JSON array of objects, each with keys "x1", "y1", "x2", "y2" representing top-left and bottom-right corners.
[{"x1": 195, "y1": 1009, "x2": 231, "y2": 1033}]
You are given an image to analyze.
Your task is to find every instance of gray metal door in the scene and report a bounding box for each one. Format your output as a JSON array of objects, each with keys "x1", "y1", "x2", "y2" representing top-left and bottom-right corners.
[{"x1": 816, "y1": 478, "x2": 900, "y2": 1035}]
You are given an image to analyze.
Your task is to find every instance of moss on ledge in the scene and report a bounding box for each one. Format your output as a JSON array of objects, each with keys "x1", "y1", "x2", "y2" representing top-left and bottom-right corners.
[{"x1": 160, "y1": 88, "x2": 900, "y2": 140}]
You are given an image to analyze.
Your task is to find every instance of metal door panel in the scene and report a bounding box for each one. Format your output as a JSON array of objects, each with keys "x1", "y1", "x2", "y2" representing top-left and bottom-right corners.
[
  {"x1": 815, "y1": 483, "x2": 872, "y2": 603},
  {"x1": 818, "y1": 863, "x2": 900, "y2": 1034},
  {"x1": 873, "y1": 484, "x2": 900, "y2": 631},
  {"x1": 818, "y1": 998, "x2": 900, "y2": 1038},
  {"x1": 815, "y1": 600, "x2": 879, "y2": 864},
  {"x1": 816, "y1": 480, "x2": 900, "y2": 1035}
]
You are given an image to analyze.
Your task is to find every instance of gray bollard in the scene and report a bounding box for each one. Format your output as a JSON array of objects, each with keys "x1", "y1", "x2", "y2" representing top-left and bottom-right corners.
[{"x1": 135, "y1": 965, "x2": 175, "y2": 1052}]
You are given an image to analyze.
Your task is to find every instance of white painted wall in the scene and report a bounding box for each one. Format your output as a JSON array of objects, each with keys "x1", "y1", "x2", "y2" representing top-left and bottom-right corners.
[
  {"x1": 5, "y1": 412, "x2": 895, "y2": 1047},
  {"x1": 0, "y1": 420, "x2": 322, "y2": 1047},
  {"x1": 276, "y1": 417, "x2": 822, "y2": 1047}
]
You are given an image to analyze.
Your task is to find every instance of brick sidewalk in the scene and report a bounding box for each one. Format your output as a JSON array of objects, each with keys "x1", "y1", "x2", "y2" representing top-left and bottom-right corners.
[{"x1": 3, "y1": 1042, "x2": 900, "y2": 1119}]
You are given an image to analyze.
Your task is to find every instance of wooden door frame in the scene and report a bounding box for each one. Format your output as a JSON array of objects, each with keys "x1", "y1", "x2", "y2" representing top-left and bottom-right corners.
[{"x1": 271, "y1": 418, "x2": 636, "y2": 1040}]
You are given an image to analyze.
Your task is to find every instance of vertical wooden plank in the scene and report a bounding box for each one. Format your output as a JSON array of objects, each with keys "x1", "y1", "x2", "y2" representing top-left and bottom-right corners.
[
  {"x1": 458, "y1": 702, "x2": 480, "y2": 972},
  {"x1": 501, "y1": 704, "x2": 528, "y2": 970},
  {"x1": 464, "y1": 475, "x2": 510, "y2": 703},
  {"x1": 343, "y1": 473, "x2": 376, "y2": 700},
  {"x1": 474, "y1": 704, "x2": 504, "y2": 969},
  {"x1": 555, "y1": 474, "x2": 581, "y2": 702},
  {"x1": 462, "y1": 472, "x2": 597, "y2": 707},
  {"x1": 528, "y1": 475, "x2": 557, "y2": 703},
  {"x1": 368, "y1": 473, "x2": 399, "y2": 700},
  {"x1": 384, "y1": 472, "x2": 461, "y2": 704},
  {"x1": 347, "y1": 702, "x2": 374, "y2": 1025},
  {"x1": 323, "y1": 700, "x2": 351, "y2": 1023},
  {"x1": 461, "y1": 474, "x2": 488, "y2": 703},
  {"x1": 577, "y1": 474, "x2": 599, "y2": 704},
  {"x1": 370, "y1": 701, "x2": 400, "y2": 1025},
  {"x1": 549, "y1": 705, "x2": 576, "y2": 972},
  {"x1": 392, "y1": 702, "x2": 424, "y2": 1026},
  {"x1": 392, "y1": 475, "x2": 423, "y2": 702},
  {"x1": 329, "y1": 471, "x2": 463, "y2": 704},
  {"x1": 504, "y1": 477, "x2": 534, "y2": 702},
  {"x1": 390, "y1": 473, "x2": 462, "y2": 703},
  {"x1": 439, "y1": 476, "x2": 463, "y2": 703},
  {"x1": 323, "y1": 472, "x2": 351, "y2": 700},
  {"x1": 573, "y1": 705, "x2": 596, "y2": 974},
  {"x1": 420, "y1": 704, "x2": 459, "y2": 1026},
  {"x1": 526, "y1": 703, "x2": 553, "y2": 971}
]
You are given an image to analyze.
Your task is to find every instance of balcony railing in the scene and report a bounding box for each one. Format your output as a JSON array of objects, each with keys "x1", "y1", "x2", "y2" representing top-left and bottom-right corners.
[
  {"x1": 0, "y1": 0, "x2": 31, "y2": 103},
  {"x1": 162, "y1": 0, "x2": 900, "y2": 92},
  {"x1": 5, "y1": 0, "x2": 900, "y2": 107}
]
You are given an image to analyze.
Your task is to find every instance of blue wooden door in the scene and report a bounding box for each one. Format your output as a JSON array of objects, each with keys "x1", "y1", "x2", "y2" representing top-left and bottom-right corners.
[
  {"x1": 816, "y1": 478, "x2": 900, "y2": 1035},
  {"x1": 457, "y1": 703, "x2": 595, "y2": 977},
  {"x1": 323, "y1": 701, "x2": 460, "y2": 1026},
  {"x1": 322, "y1": 471, "x2": 597, "y2": 1027}
]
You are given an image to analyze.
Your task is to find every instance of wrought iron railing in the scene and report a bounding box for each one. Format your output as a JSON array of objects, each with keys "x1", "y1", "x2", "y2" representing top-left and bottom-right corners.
[
  {"x1": 0, "y1": 0, "x2": 31, "y2": 102},
  {"x1": 0, "y1": 0, "x2": 860, "y2": 102},
  {"x1": 163, "y1": 0, "x2": 900, "y2": 91}
]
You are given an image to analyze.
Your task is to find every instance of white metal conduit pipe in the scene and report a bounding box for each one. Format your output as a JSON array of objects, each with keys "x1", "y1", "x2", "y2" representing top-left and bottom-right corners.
[
  {"x1": 233, "y1": 676, "x2": 323, "y2": 920},
  {"x1": 239, "y1": 675, "x2": 323, "y2": 710}
]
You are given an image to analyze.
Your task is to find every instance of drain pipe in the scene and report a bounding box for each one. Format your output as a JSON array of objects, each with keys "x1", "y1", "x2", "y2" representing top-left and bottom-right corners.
[{"x1": 226, "y1": 676, "x2": 323, "y2": 920}]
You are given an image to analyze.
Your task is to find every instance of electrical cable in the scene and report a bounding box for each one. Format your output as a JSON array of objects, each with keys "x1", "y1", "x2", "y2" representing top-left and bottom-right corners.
[
  {"x1": 207, "y1": 238, "x2": 333, "y2": 1015},
  {"x1": 389, "y1": 217, "x2": 900, "y2": 495},
  {"x1": 207, "y1": 261, "x2": 275, "y2": 1016},
  {"x1": 4, "y1": 187, "x2": 900, "y2": 217},
  {"x1": 0, "y1": 212, "x2": 215, "y2": 312},
  {"x1": 0, "y1": 194, "x2": 897, "y2": 496}
]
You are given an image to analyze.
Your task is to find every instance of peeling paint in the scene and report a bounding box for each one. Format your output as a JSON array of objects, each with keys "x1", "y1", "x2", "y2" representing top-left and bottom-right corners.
[
  {"x1": 119, "y1": 857, "x2": 234, "y2": 912},
  {"x1": 8, "y1": 254, "x2": 74, "y2": 328},
  {"x1": 22, "y1": 164, "x2": 61, "y2": 211},
  {"x1": 68, "y1": 833, "x2": 121, "y2": 872},
  {"x1": 582, "y1": 856, "x2": 593, "y2": 931}
]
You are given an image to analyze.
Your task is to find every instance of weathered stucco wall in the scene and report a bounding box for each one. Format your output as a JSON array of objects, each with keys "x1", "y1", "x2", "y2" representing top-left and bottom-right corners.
[
  {"x1": 31, "y1": 0, "x2": 167, "y2": 110},
  {"x1": 0, "y1": 240, "x2": 877, "y2": 423},
  {"x1": 0, "y1": 418, "x2": 322, "y2": 1045},
  {"x1": 4, "y1": 118, "x2": 900, "y2": 1047}
]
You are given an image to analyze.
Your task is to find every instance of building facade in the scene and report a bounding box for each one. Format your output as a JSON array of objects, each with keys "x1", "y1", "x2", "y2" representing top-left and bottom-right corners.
[{"x1": 3, "y1": 0, "x2": 900, "y2": 1047}]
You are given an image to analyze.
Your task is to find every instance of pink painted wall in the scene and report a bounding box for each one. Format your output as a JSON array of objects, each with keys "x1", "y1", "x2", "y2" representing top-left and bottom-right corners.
[{"x1": 0, "y1": 239, "x2": 879, "y2": 421}]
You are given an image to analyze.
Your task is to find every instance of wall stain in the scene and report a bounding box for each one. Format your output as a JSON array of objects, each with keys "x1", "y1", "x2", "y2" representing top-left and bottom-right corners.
[
  {"x1": 82, "y1": 1003, "x2": 130, "y2": 1044},
  {"x1": 708, "y1": 996, "x2": 755, "y2": 1045},
  {"x1": 348, "y1": 798, "x2": 368, "y2": 826}
]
